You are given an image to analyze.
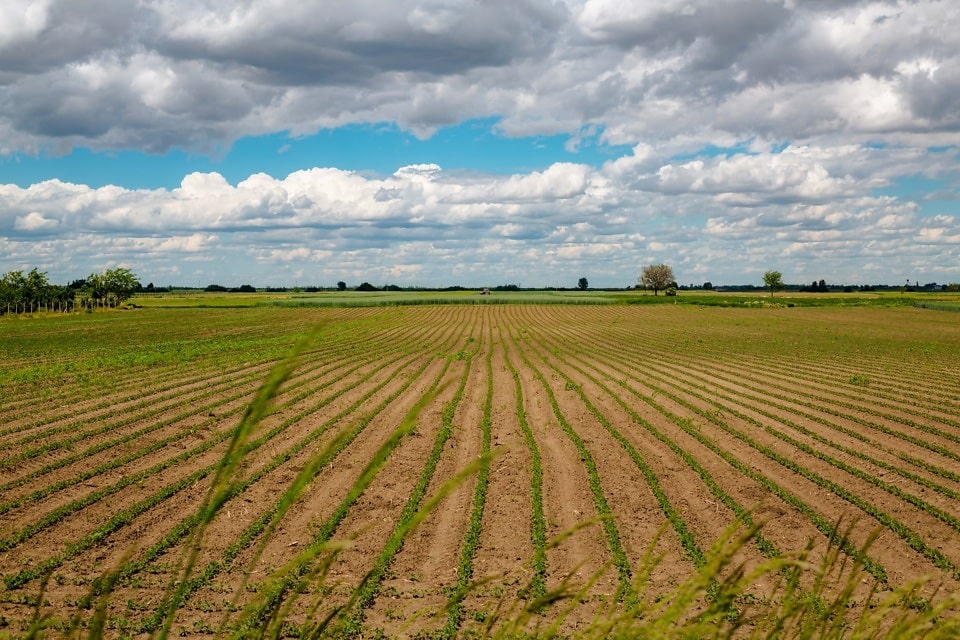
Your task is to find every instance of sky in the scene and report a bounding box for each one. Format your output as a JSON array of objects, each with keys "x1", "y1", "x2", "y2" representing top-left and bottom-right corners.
[{"x1": 1, "y1": 0, "x2": 959, "y2": 289}]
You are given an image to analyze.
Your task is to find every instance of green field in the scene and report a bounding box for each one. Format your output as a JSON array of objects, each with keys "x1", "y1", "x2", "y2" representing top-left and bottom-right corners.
[
  {"x1": 2, "y1": 302, "x2": 960, "y2": 638},
  {"x1": 129, "y1": 287, "x2": 960, "y2": 309}
]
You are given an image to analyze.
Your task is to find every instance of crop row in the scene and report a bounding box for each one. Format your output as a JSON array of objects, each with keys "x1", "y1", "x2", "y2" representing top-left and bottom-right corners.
[
  {"x1": 2, "y1": 337, "x2": 424, "y2": 591},
  {"x1": 0, "y1": 316, "x2": 420, "y2": 528},
  {"x1": 521, "y1": 305, "x2": 959, "y2": 585},
  {"x1": 1, "y1": 310, "x2": 454, "y2": 587},
  {"x1": 4, "y1": 304, "x2": 959, "y2": 637},
  {"x1": 0, "y1": 309, "x2": 389, "y2": 435},
  {"x1": 123, "y1": 309, "x2": 473, "y2": 635},
  {"x1": 443, "y1": 321, "x2": 495, "y2": 636}
]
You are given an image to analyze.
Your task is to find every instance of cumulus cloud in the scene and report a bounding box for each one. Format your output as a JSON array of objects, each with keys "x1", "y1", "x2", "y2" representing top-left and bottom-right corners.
[
  {"x1": 13, "y1": 211, "x2": 59, "y2": 232},
  {"x1": 0, "y1": 0, "x2": 958, "y2": 152},
  {"x1": 0, "y1": 151, "x2": 957, "y2": 286},
  {"x1": 1, "y1": 0, "x2": 959, "y2": 286}
]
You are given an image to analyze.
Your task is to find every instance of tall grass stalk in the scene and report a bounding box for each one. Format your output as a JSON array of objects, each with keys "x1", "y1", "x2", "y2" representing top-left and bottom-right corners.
[
  {"x1": 489, "y1": 519, "x2": 960, "y2": 640},
  {"x1": 228, "y1": 376, "x2": 454, "y2": 636},
  {"x1": 153, "y1": 323, "x2": 327, "y2": 640}
]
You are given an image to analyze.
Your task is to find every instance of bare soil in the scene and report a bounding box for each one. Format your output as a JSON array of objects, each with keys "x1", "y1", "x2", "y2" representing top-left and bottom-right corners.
[{"x1": 2, "y1": 304, "x2": 959, "y2": 637}]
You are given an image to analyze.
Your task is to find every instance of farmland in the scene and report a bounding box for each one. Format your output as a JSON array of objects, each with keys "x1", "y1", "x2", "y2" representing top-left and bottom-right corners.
[{"x1": 2, "y1": 303, "x2": 960, "y2": 638}]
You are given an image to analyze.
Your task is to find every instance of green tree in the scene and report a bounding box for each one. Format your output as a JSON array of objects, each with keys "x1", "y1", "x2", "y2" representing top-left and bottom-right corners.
[
  {"x1": 23, "y1": 268, "x2": 51, "y2": 306},
  {"x1": 640, "y1": 264, "x2": 675, "y2": 296},
  {"x1": 84, "y1": 268, "x2": 140, "y2": 307},
  {"x1": 48, "y1": 284, "x2": 74, "y2": 311},
  {"x1": 0, "y1": 269, "x2": 54, "y2": 312},
  {"x1": 577, "y1": 277, "x2": 588, "y2": 291},
  {"x1": 337, "y1": 281, "x2": 347, "y2": 291},
  {"x1": 763, "y1": 270, "x2": 784, "y2": 297},
  {"x1": 85, "y1": 272, "x2": 107, "y2": 307},
  {"x1": 103, "y1": 267, "x2": 139, "y2": 305},
  {"x1": 0, "y1": 270, "x2": 25, "y2": 312},
  {"x1": 0, "y1": 269, "x2": 73, "y2": 313}
]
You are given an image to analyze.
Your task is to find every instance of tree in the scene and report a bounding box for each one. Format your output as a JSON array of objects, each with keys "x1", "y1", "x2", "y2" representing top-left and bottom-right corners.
[
  {"x1": 763, "y1": 270, "x2": 784, "y2": 297},
  {"x1": 640, "y1": 264, "x2": 675, "y2": 296},
  {"x1": 577, "y1": 277, "x2": 588, "y2": 291},
  {"x1": 103, "y1": 267, "x2": 140, "y2": 305},
  {"x1": 23, "y1": 268, "x2": 50, "y2": 306},
  {"x1": 1, "y1": 268, "x2": 75, "y2": 314},
  {"x1": 337, "y1": 281, "x2": 347, "y2": 292},
  {"x1": 0, "y1": 270, "x2": 26, "y2": 312},
  {"x1": 85, "y1": 267, "x2": 139, "y2": 307}
]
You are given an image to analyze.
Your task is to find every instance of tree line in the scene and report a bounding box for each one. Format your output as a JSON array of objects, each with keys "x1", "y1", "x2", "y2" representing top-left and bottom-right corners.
[{"x1": 0, "y1": 267, "x2": 140, "y2": 315}]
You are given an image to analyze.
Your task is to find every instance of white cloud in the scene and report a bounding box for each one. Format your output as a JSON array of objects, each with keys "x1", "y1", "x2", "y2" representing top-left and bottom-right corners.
[
  {"x1": 0, "y1": 0, "x2": 956, "y2": 152},
  {"x1": 13, "y1": 211, "x2": 58, "y2": 231},
  {"x1": 1, "y1": 1, "x2": 959, "y2": 286},
  {"x1": 0, "y1": 149, "x2": 957, "y2": 287},
  {"x1": 0, "y1": 1, "x2": 50, "y2": 48}
]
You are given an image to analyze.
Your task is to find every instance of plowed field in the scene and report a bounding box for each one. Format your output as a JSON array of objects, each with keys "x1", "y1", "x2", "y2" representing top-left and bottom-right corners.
[{"x1": 2, "y1": 304, "x2": 960, "y2": 637}]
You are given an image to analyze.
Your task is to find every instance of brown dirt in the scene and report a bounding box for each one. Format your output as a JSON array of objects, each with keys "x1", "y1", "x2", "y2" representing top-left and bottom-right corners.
[{"x1": 2, "y1": 304, "x2": 960, "y2": 637}]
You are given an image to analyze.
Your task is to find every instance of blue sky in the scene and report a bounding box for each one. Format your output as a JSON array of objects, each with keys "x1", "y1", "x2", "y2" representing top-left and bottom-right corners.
[
  {"x1": 2, "y1": 0, "x2": 960, "y2": 288},
  {"x1": 1, "y1": 119, "x2": 632, "y2": 189}
]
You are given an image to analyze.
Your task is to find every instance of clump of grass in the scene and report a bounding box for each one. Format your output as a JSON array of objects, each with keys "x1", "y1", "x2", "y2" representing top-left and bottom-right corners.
[{"x1": 848, "y1": 374, "x2": 871, "y2": 386}]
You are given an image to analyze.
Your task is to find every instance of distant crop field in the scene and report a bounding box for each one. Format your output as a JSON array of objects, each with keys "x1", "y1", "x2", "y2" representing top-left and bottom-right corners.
[{"x1": 2, "y1": 304, "x2": 959, "y2": 638}]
